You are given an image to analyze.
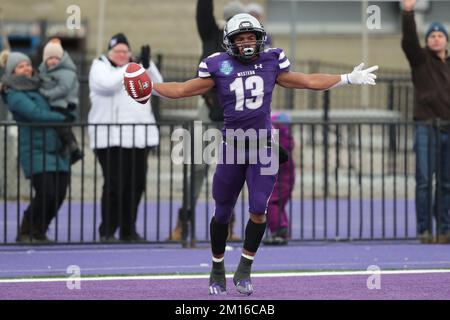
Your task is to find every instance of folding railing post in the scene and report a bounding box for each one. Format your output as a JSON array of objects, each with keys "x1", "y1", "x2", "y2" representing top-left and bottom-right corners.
[
  {"x1": 3, "y1": 124, "x2": 7, "y2": 244},
  {"x1": 404, "y1": 121, "x2": 409, "y2": 239},
  {"x1": 288, "y1": 123, "x2": 293, "y2": 240},
  {"x1": 204, "y1": 122, "x2": 210, "y2": 241},
  {"x1": 189, "y1": 120, "x2": 196, "y2": 248},
  {"x1": 393, "y1": 122, "x2": 398, "y2": 239},
  {"x1": 300, "y1": 124, "x2": 304, "y2": 240},
  {"x1": 323, "y1": 90, "x2": 330, "y2": 239},
  {"x1": 312, "y1": 123, "x2": 316, "y2": 240},
  {"x1": 16, "y1": 124, "x2": 21, "y2": 243},
  {"x1": 54, "y1": 125, "x2": 60, "y2": 243},
  {"x1": 80, "y1": 122, "x2": 85, "y2": 243},
  {"x1": 156, "y1": 123, "x2": 162, "y2": 242},
  {"x1": 168, "y1": 124, "x2": 174, "y2": 241},
  {"x1": 93, "y1": 124, "x2": 98, "y2": 242},
  {"x1": 42, "y1": 126, "x2": 48, "y2": 242},
  {"x1": 181, "y1": 121, "x2": 190, "y2": 248},
  {"x1": 427, "y1": 121, "x2": 433, "y2": 240},
  {"x1": 132, "y1": 124, "x2": 137, "y2": 239},
  {"x1": 118, "y1": 125, "x2": 123, "y2": 242},
  {"x1": 29, "y1": 125, "x2": 34, "y2": 243},
  {"x1": 335, "y1": 123, "x2": 340, "y2": 240},
  {"x1": 347, "y1": 124, "x2": 352, "y2": 240},
  {"x1": 143, "y1": 123, "x2": 149, "y2": 240},
  {"x1": 435, "y1": 119, "x2": 442, "y2": 239},
  {"x1": 388, "y1": 80, "x2": 396, "y2": 171},
  {"x1": 358, "y1": 124, "x2": 363, "y2": 239},
  {"x1": 67, "y1": 124, "x2": 72, "y2": 243},
  {"x1": 382, "y1": 124, "x2": 386, "y2": 239},
  {"x1": 370, "y1": 123, "x2": 374, "y2": 240}
]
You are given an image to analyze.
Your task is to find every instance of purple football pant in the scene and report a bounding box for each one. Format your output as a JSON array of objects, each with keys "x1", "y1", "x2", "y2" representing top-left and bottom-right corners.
[{"x1": 212, "y1": 143, "x2": 277, "y2": 224}]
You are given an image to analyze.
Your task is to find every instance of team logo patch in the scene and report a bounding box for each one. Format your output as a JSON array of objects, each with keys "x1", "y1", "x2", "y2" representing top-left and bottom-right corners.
[
  {"x1": 220, "y1": 60, "x2": 234, "y2": 75},
  {"x1": 142, "y1": 81, "x2": 149, "y2": 89}
]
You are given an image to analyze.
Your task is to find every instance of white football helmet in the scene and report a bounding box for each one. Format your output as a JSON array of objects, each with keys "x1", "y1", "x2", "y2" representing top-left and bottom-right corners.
[{"x1": 223, "y1": 13, "x2": 267, "y2": 61}]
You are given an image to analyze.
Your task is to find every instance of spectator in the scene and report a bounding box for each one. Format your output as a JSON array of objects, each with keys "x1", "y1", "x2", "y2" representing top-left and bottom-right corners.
[
  {"x1": 401, "y1": 0, "x2": 450, "y2": 244},
  {"x1": 88, "y1": 33, "x2": 163, "y2": 243},
  {"x1": 38, "y1": 39, "x2": 83, "y2": 164},
  {"x1": 263, "y1": 112, "x2": 295, "y2": 245},
  {"x1": 245, "y1": 2, "x2": 273, "y2": 48},
  {"x1": 167, "y1": 0, "x2": 245, "y2": 242},
  {"x1": 0, "y1": 50, "x2": 71, "y2": 243}
]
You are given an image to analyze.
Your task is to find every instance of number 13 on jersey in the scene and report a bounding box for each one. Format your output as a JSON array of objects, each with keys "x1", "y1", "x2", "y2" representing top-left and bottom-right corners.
[{"x1": 230, "y1": 75, "x2": 264, "y2": 111}]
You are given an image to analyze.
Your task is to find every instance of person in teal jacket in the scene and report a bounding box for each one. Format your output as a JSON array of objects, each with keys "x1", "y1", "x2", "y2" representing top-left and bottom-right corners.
[{"x1": 0, "y1": 50, "x2": 72, "y2": 243}]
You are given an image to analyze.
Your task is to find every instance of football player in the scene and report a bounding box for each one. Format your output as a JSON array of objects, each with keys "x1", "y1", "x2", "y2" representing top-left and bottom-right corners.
[{"x1": 153, "y1": 13, "x2": 378, "y2": 296}]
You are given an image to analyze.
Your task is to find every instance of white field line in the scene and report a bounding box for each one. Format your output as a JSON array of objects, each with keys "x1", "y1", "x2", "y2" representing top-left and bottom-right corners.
[
  {"x1": 1, "y1": 260, "x2": 450, "y2": 274},
  {"x1": 0, "y1": 269, "x2": 450, "y2": 284}
]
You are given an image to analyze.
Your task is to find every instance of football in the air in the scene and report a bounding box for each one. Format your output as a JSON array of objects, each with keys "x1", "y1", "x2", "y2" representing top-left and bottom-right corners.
[{"x1": 123, "y1": 62, "x2": 152, "y2": 104}]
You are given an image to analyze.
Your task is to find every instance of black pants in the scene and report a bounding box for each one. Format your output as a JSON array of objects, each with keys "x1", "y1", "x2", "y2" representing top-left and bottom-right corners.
[
  {"x1": 19, "y1": 172, "x2": 70, "y2": 239},
  {"x1": 95, "y1": 147, "x2": 150, "y2": 238}
]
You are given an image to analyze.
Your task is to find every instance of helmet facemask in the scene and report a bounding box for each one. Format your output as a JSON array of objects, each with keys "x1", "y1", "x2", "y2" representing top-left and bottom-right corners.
[
  {"x1": 225, "y1": 31, "x2": 266, "y2": 62},
  {"x1": 223, "y1": 13, "x2": 267, "y2": 62}
]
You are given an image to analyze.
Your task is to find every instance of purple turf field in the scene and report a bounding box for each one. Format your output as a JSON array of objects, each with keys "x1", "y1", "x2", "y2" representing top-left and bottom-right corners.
[
  {"x1": 1, "y1": 199, "x2": 418, "y2": 243},
  {"x1": 1, "y1": 272, "x2": 449, "y2": 300},
  {"x1": 0, "y1": 241, "x2": 449, "y2": 300}
]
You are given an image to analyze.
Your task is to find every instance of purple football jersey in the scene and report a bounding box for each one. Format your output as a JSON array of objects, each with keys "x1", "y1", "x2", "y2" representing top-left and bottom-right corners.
[{"x1": 198, "y1": 48, "x2": 290, "y2": 137}]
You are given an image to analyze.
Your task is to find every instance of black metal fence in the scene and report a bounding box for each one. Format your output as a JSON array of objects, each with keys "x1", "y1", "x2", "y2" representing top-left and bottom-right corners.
[
  {"x1": 1, "y1": 120, "x2": 449, "y2": 245},
  {"x1": 0, "y1": 53, "x2": 431, "y2": 246},
  {"x1": 59, "y1": 54, "x2": 413, "y2": 122},
  {"x1": 155, "y1": 55, "x2": 413, "y2": 117}
]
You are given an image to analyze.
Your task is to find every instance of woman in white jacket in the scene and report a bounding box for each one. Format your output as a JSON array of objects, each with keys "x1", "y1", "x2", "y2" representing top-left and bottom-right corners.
[{"x1": 88, "y1": 33, "x2": 163, "y2": 242}]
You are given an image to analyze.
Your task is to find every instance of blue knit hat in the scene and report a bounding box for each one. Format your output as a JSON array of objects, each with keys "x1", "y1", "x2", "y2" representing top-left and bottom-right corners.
[
  {"x1": 426, "y1": 22, "x2": 448, "y2": 41},
  {"x1": 5, "y1": 52, "x2": 31, "y2": 76}
]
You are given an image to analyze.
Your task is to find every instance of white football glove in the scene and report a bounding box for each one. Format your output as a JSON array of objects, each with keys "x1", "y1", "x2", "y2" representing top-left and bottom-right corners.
[{"x1": 346, "y1": 63, "x2": 379, "y2": 85}]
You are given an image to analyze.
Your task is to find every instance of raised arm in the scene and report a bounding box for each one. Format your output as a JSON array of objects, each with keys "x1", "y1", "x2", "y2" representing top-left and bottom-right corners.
[
  {"x1": 277, "y1": 63, "x2": 378, "y2": 90},
  {"x1": 196, "y1": 0, "x2": 220, "y2": 42},
  {"x1": 152, "y1": 77, "x2": 215, "y2": 99},
  {"x1": 401, "y1": 0, "x2": 426, "y2": 66}
]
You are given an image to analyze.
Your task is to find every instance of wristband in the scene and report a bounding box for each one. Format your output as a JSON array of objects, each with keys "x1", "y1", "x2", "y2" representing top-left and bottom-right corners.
[{"x1": 329, "y1": 74, "x2": 350, "y2": 89}]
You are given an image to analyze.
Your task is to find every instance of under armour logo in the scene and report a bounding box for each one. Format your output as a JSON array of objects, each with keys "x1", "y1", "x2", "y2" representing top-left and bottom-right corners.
[{"x1": 254, "y1": 64, "x2": 263, "y2": 69}]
